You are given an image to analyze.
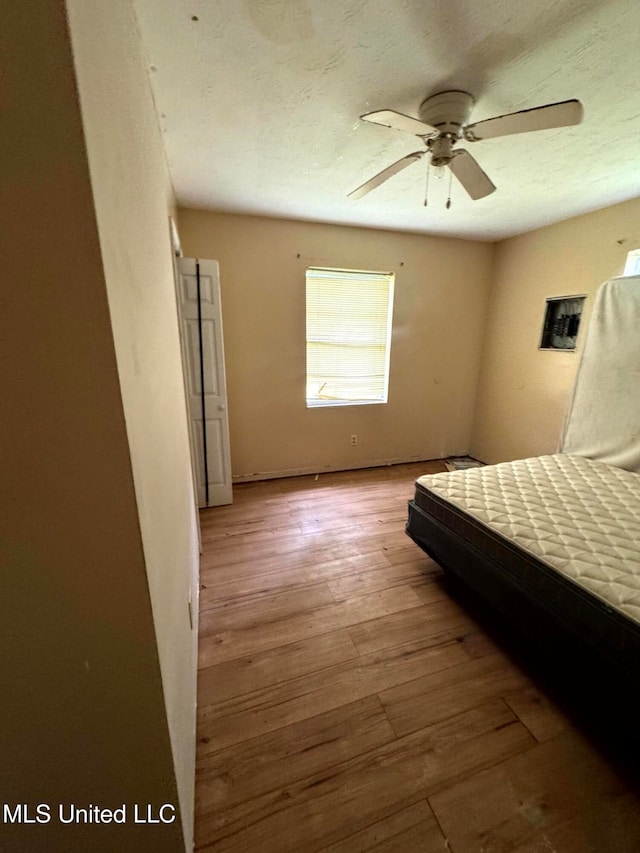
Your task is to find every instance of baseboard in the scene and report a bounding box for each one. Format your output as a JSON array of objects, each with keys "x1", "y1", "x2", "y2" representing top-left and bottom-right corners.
[{"x1": 231, "y1": 452, "x2": 469, "y2": 483}]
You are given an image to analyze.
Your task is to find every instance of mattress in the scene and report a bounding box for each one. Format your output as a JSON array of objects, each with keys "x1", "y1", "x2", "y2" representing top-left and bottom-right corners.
[
  {"x1": 560, "y1": 276, "x2": 640, "y2": 475},
  {"x1": 414, "y1": 454, "x2": 640, "y2": 625},
  {"x1": 407, "y1": 453, "x2": 640, "y2": 683}
]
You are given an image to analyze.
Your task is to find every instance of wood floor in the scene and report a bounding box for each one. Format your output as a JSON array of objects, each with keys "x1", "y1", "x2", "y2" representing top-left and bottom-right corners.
[{"x1": 195, "y1": 461, "x2": 640, "y2": 852}]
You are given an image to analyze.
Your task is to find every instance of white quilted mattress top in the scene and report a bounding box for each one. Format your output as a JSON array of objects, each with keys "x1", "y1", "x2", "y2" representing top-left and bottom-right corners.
[{"x1": 416, "y1": 454, "x2": 640, "y2": 624}]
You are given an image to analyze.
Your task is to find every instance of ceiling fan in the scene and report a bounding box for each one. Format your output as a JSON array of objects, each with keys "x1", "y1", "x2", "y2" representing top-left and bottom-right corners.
[{"x1": 349, "y1": 91, "x2": 583, "y2": 206}]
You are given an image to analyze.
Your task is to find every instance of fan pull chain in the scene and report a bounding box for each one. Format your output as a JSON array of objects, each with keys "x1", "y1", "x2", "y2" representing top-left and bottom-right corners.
[
  {"x1": 423, "y1": 160, "x2": 430, "y2": 207},
  {"x1": 446, "y1": 167, "x2": 453, "y2": 209}
]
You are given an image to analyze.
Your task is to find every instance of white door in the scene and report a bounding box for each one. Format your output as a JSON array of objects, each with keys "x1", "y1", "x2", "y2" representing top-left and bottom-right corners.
[{"x1": 176, "y1": 258, "x2": 232, "y2": 507}]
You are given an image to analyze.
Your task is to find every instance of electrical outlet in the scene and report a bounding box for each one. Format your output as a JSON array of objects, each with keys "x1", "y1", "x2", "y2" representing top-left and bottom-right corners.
[{"x1": 350, "y1": 434, "x2": 358, "y2": 446}]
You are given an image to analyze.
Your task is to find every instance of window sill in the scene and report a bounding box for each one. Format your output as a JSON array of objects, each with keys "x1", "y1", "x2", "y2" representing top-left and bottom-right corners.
[{"x1": 306, "y1": 399, "x2": 387, "y2": 409}]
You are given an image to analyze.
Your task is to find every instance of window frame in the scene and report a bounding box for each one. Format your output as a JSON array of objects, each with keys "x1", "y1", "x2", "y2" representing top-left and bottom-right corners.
[{"x1": 305, "y1": 266, "x2": 395, "y2": 409}]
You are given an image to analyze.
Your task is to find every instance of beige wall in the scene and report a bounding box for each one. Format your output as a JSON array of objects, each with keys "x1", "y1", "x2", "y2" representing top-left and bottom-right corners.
[
  {"x1": 178, "y1": 210, "x2": 494, "y2": 479},
  {"x1": 471, "y1": 197, "x2": 640, "y2": 464},
  {"x1": 66, "y1": 1, "x2": 199, "y2": 849},
  {"x1": 1, "y1": 1, "x2": 186, "y2": 851}
]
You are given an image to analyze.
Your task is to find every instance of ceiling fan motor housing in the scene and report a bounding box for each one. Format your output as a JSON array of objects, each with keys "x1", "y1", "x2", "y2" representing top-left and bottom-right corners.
[{"x1": 419, "y1": 90, "x2": 474, "y2": 137}]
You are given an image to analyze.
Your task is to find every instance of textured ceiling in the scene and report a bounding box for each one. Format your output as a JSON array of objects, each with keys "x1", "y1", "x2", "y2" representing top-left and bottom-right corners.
[{"x1": 133, "y1": 0, "x2": 640, "y2": 240}]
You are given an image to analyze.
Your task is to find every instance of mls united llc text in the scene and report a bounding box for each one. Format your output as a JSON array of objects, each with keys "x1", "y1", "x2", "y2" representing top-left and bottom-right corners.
[{"x1": 3, "y1": 803, "x2": 176, "y2": 825}]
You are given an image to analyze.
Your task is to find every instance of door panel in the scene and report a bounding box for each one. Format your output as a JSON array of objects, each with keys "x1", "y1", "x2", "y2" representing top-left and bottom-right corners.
[{"x1": 176, "y1": 258, "x2": 232, "y2": 507}]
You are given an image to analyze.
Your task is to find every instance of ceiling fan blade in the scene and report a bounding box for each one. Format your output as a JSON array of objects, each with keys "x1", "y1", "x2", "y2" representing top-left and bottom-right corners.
[
  {"x1": 448, "y1": 150, "x2": 496, "y2": 200},
  {"x1": 348, "y1": 151, "x2": 425, "y2": 199},
  {"x1": 464, "y1": 99, "x2": 583, "y2": 141},
  {"x1": 361, "y1": 110, "x2": 437, "y2": 136}
]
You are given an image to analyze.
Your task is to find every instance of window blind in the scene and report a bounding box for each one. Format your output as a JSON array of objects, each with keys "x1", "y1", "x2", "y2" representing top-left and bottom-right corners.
[
  {"x1": 624, "y1": 249, "x2": 640, "y2": 276},
  {"x1": 306, "y1": 267, "x2": 394, "y2": 407}
]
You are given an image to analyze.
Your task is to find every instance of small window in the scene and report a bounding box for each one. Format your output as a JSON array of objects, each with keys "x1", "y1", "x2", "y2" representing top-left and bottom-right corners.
[
  {"x1": 539, "y1": 295, "x2": 585, "y2": 351},
  {"x1": 306, "y1": 267, "x2": 394, "y2": 407},
  {"x1": 624, "y1": 249, "x2": 640, "y2": 276}
]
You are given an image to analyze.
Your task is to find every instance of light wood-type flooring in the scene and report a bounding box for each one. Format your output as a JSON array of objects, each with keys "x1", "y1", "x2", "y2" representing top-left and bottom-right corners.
[{"x1": 195, "y1": 461, "x2": 640, "y2": 852}]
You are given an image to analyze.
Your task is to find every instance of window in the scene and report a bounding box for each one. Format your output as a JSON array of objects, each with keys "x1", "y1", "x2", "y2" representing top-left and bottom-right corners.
[
  {"x1": 306, "y1": 267, "x2": 394, "y2": 407},
  {"x1": 539, "y1": 295, "x2": 585, "y2": 350},
  {"x1": 624, "y1": 249, "x2": 640, "y2": 276}
]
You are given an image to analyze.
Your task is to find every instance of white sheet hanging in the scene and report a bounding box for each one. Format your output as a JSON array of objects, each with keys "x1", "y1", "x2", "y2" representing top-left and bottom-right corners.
[{"x1": 561, "y1": 275, "x2": 640, "y2": 474}]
